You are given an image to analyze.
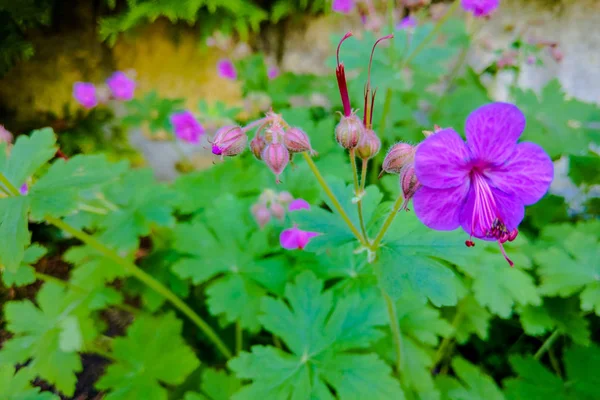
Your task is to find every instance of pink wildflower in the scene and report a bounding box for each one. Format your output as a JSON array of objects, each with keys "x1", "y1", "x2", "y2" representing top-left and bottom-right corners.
[
  {"x1": 169, "y1": 111, "x2": 205, "y2": 144},
  {"x1": 268, "y1": 66, "x2": 280, "y2": 80},
  {"x1": 280, "y1": 225, "x2": 320, "y2": 250},
  {"x1": 461, "y1": 0, "x2": 499, "y2": 18},
  {"x1": 288, "y1": 199, "x2": 311, "y2": 212},
  {"x1": 397, "y1": 16, "x2": 417, "y2": 30},
  {"x1": 412, "y1": 102, "x2": 553, "y2": 266},
  {"x1": 73, "y1": 82, "x2": 98, "y2": 109},
  {"x1": 332, "y1": 0, "x2": 355, "y2": 14},
  {"x1": 106, "y1": 71, "x2": 136, "y2": 101},
  {"x1": 217, "y1": 59, "x2": 237, "y2": 80}
]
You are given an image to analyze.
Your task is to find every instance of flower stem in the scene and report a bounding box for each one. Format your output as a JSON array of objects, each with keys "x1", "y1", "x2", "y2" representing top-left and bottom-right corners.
[
  {"x1": 302, "y1": 152, "x2": 367, "y2": 246},
  {"x1": 402, "y1": 0, "x2": 460, "y2": 67},
  {"x1": 360, "y1": 159, "x2": 369, "y2": 193},
  {"x1": 371, "y1": 194, "x2": 404, "y2": 249},
  {"x1": 534, "y1": 330, "x2": 561, "y2": 360},
  {"x1": 350, "y1": 150, "x2": 369, "y2": 242},
  {"x1": 45, "y1": 215, "x2": 233, "y2": 359},
  {"x1": 235, "y1": 321, "x2": 243, "y2": 355},
  {"x1": 383, "y1": 291, "x2": 403, "y2": 376}
]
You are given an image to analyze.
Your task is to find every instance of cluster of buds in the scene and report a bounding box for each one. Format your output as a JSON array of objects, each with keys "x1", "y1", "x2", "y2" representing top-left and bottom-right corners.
[
  {"x1": 249, "y1": 112, "x2": 315, "y2": 183},
  {"x1": 380, "y1": 142, "x2": 419, "y2": 210},
  {"x1": 250, "y1": 190, "x2": 293, "y2": 228}
]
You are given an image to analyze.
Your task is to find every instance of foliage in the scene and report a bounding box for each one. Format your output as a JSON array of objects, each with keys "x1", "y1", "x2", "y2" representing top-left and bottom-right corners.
[{"x1": 1, "y1": 3, "x2": 600, "y2": 400}]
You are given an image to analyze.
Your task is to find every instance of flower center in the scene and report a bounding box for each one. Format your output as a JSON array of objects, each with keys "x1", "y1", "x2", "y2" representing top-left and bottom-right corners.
[{"x1": 468, "y1": 171, "x2": 518, "y2": 266}]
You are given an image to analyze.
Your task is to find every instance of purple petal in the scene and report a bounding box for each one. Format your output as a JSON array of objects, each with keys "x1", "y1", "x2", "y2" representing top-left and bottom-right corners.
[
  {"x1": 459, "y1": 186, "x2": 524, "y2": 240},
  {"x1": 170, "y1": 110, "x2": 205, "y2": 144},
  {"x1": 296, "y1": 230, "x2": 320, "y2": 250},
  {"x1": 397, "y1": 16, "x2": 417, "y2": 30},
  {"x1": 332, "y1": 0, "x2": 354, "y2": 13},
  {"x1": 19, "y1": 183, "x2": 29, "y2": 195},
  {"x1": 461, "y1": 0, "x2": 499, "y2": 17},
  {"x1": 268, "y1": 66, "x2": 280, "y2": 80},
  {"x1": 217, "y1": 59, "x2": 237, "y2": 80},
  {"x1": 288, "y1": 199, "x2": 310, "y2": 212},
  {"x1": 73, "y1": 82, "x2": 98, "y2": 109},
  {"x1": 486, "y1": 142, "x2": 554, "y2": 205},
  {"x1": 414, "y1": 128, "x2": 470, "y2": 189},
  {"x1": 106, "y1": 71, "x2": 136, "y2": 101},
  {"x1": 280, "y1": 227, "x2": 300, "y2": 250},
  {"x1": 465, "y1": 102, "x2": 525, "y2": 165},
  {"x1": 413, "y1": 183, "x2": 470, "y2": 231}
]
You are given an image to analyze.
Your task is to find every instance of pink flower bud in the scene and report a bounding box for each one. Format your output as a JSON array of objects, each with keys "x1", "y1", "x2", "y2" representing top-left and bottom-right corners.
[
  {"x1": 288, "y1": 198, "x2": 310, "y2": 212},
  {"x1": 380, "y1": 143, "x2": 415, "y2": 177},
  {"x1": 356, "y1": 129, "x2": 381, "y2": 160},
  {"x1": 399, "y1": 164, "x2": 421, "y2": 210},
  {"x1": 284, "y1": 127, "x2": 314, "y2": 154},
  {"x1": 262, "y1": 142, "x2": 289, "y2": 183},
  {"x1": 217, "y1": 58, "x2": 237, "y2": 80},
  {"x1": 212, "y1": 126, "x2": 247, "y2": 158},
  {"x1": 335, "y1": 114, "x2": 364, "y2": 150},
  {"x1": 277, "y1": 191, "x2": 294, "y2": 204},
  {"x1": 550, "y1": 46, "x2": 564, "y2": 62},
  {"x1": 251, "y1": 203, "x2": 271, "y2": 228},
  {"x1": 19, "y1": 183, "x2": 29, "y2": 196},
  {"x1": 270, "y1": 201, "x2": 286, "y2": 221},
  {"x1": 0, "y1": 125, "x2": 13, "y2": 144},
  {"x1": 250, "y1": 135, "x2": 267, "y2": 160},
  {"x1": 280, "y1": 225, "x2": 320, "y2": 250}
]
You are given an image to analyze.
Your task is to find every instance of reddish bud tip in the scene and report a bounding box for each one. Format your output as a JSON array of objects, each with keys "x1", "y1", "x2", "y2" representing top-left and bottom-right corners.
[
  {"x1": 212, "y1": 126, "x2": 247, "y2": 158},
  {"x1": 250, "y1": 135, "x2": 267, "y2": 160},
  {"x1": 356, "y1": 129, "x2": 381, "y2": 160},
  {"x1": 335, "y1": 114, "x2": 365, "y2": 150},
  {"x1": 465, "y1": 240, "x2": 475, "y2": 247}
]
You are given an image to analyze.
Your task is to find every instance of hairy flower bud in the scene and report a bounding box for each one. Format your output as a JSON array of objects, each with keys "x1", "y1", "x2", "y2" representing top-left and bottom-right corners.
[
  {"x1": 335, "y1": 114, "x2": 364, "y2": 150},
  {"x1": 250, "y1": 135, "x2": 266, "y2": 160},
  {"x1": 212, "y1": 126, "x2": 247, "y2": 158},
  {"x1": 284, "y1": 127, "x2": 314, "y2": 154},
  {"x1": 380, "y1": 143, "x2": 416, "y2": 177},
  {"x1": 399, "y1": 164, "x2": 421, "y2": 210},
  {"x1": 356, "y1": 129, "x2": 381, "y2": 160},
  {"x1": 269, "y1": 202, "x2": 286, "y2": 221},
  {"x1": 262, "y1": 143, "x2": 290, "y2": 183},
  {"x1": 277, "y1": 191, "x2": 294, "y2": 204},
  {"x1": 251, "y1": 203, "x2": 271, "y2": 228}
]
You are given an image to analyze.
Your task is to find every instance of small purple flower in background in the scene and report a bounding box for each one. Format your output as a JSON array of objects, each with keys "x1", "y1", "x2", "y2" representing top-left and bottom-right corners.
[
  {"x1": 332, "y1": 0, "x2": 354, "y2": 14},
  {"x1": 267, "y1": 66, "x2": 280, "y2": 80},
  {"x1": 217, "y1": 59, "x2": 237, "y2": 80},
  {"x1": 397, "y1": 15, "x2": 417, "y2": 30},
  {"x1": 461, "y1": 0, "x2": 499, "y2": 18},
  {"x1": 19, "y1": 183, "x2": 29, "y2": 195},
  {"x1": 106, "y1": 71, "x2": 136, "y2": 101},
  {"x1": 280, "y1": 225, "x2": 320, "y2": 250},
  {"x1": 73, "y1": 82, "x2": 98, "y2": 109},
  {"x1": 288, "y1": 199, "x2": 310, "y2": 212},
  {"x1": 0, "y1": 125, "x2": 13, "y2": 143},
  {"x1": 170, "y1": 111, "x2": 205, "y2": 144},
  {"x1": 412, "y1": 102, "x2": 553, "y2": 266}
]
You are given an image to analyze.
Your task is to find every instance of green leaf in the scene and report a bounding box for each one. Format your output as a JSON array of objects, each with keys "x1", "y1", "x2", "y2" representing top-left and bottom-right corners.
[
  {"x1": 0, "y1": 283, "x2": 97, "y2": 397},
  {"x1": 29, "y1": 155, "x2": 127, "y2": 220},
  {"x1": 442, "y1": 358, "x2": 505, "y2": 400},
  {"x1": 0, "y1": 365, "x2": 60, "y2": 400},
  {"x1": 96, "y1": 313, "x2": 200, "y2": 400},
  {"x1": 0, "y1": 128, "x2": 56, "y2": 188},
  {"x1": 229, "y1": 272, "x2": 403, "y2": 400},
  {"x1": 1, "y1": 243, "x2": 46, "y2": 287},
  {"x1": 563, "y1": 344, "x2": 600, "y2": 399},
  {"x1": 569, "y1": 152, "x2": 600, "y2": 186},
  {"x1": 454, "y1": 296, "x2": 491, "y2": 344},
  {"x1": 184, "y1": 368, "x2": 242, "y2": 400},
  {"x1": 172, "y1": 196, "x2": 287, "y2": 332},
  {"x1": 534, "y1": 229, "x2": 600, "y2": 316},
  {"x1": 0, "y1": 196, "x2": 30, "y2": 272}
]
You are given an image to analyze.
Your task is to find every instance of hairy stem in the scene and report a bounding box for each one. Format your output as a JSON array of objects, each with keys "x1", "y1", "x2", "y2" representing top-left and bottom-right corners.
[
  {"x1": 402, "y1": 0, "x2": 460, "y2": 67},
  {"x1": 45, "y1": 215, "x2": 233, "y2": 359},
  {"x1": 534, "y1": 330, "x2": 560, "y2": 361},
  {"x1": 302, "y1": 152, "x2": 367, "y2": 246},
  {"x1": 383, "y1": 291, "x2": 404, "y2": 376},
  {"x1": 350, "y1": 150, "x2": 369, "y2": 242},
  {"x1": 371, "y1": 194, "x2": 404, "y2": 249}
]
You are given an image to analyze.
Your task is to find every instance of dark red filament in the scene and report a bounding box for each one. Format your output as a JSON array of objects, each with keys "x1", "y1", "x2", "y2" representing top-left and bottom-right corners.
[{"x1": 336, "y1": 32, "x2": 353, "y2": 117}]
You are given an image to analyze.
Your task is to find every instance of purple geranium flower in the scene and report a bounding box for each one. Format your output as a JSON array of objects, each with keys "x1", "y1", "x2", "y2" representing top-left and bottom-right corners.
[
  {"x1": 106, "y1": 71, "x2": 136, "y2": 101},
  {"x1": 73, "y1": 82, "x2": 98, "y2": 109},
  {"x1": 280, "y1": 225, "x2": 320, "y2": 250},
  {"x1": 217, "y1": 59, "x2": 237, "y2": 80},
  {"x1": 397, "y1": 15, "x2": 417, "y2": 30},
  {"x1": 267, "y1": 66, "x2": 280, "y2": 80},
  {"x1": 412, "y1": 102, "x2": 553, "y2": 266},
  {"x1": 332, "y1": 0, "x2": 354, "y2": 14},
  {"x1": 461, "y1": 0, "x2": 500, "y2": 18},
  {"x1": 169, "y1": 111, "x2": 205, "y2": 144}
]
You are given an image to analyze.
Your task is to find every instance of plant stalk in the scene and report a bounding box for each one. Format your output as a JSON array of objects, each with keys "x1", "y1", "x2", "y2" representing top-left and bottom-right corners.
[
  {"x1": 350, "y1": 150, "x2": 369, "y2": 242},
  {"x1": 383, "y1": 291, "x2": 404, "y2": 376},
  {"x1": 371, "y1": 194, "x2": 404, "y2": 249},
  {"x1": 534, "y1": 330, "x2": 560, "y2": 360}
]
